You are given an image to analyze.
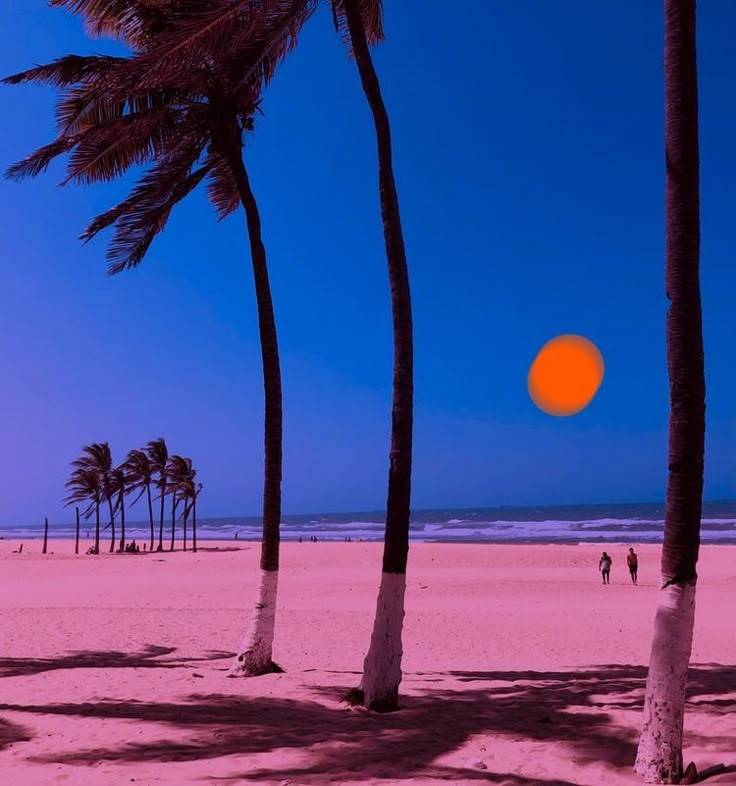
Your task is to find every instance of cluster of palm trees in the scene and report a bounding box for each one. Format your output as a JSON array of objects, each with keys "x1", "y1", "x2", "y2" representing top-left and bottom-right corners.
[
  {"x1": 3, "y1": 0, "x2": 709, "y2": 781},
  {"x1": 65, "y1": 438, "x2": 201, "y2": 556}
]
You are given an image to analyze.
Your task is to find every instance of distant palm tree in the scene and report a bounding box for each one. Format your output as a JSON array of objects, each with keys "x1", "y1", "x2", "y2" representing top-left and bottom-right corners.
[
  {"x1": 635, "y1": 1, "x2": 705, "y2": 783},
  {"x1": 192, "y1": 482, "x2": 203, "y2": 553},
  {"x1": 165, "y1": 455, "x2": 188, "y2": 552},
  {"x1": 145, "y1": 438, "x2": 169, "y2": 552},
  {"x1": 109, "y1": 465, "x2": 129, "y2": 552},
  {"x1": 122, "y1": 448, "x2": 155, "y2": 551},
  {"x1": 4, "y1": 1, "x2": 290, "y2": 675},
  {"x1": 64, "y1": 467, "x2": 102, "y2": 554},
  {"x1": 71, "y1": 442, "x2": 116, "y2": 553},
  {"x1": 167, "y1": 455, "x2": 197, "y2": 551}
]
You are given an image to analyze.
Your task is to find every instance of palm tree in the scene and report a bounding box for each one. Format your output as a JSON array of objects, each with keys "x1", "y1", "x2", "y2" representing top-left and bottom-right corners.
[
  {"x1": 122, "y1": 448, "x2": 156, "y2": 551},
  {"x1": 192, "y1": 482, "x2": 203, "y2": 553},
  {"x1": 167, "y1": 455, "x2": 197, "y2": 551},
  {"x1": 336, "y1": 0, "x2": 413, "y2": 712},
  {"x1": 71, "y1": 442, "x2": 116, "y2": 553},
  {"x1": 64, "y1": 467, "x2": 102, "y2": 554},
  {"x1": 166, "y1": 455, "x2": 190, "y2": 551},
  {"x1": 5, "y1": 3, "x2": 289, "y2": 674},
  {"x1": 109, "y1": 465, "x2": 129, "y2": 552},
  {"x1": 634, "y1": 2, "x2": 705, "y2": 783},
  {"x1": 145, "y1": 438, "x2": 169, "y2": 553}
]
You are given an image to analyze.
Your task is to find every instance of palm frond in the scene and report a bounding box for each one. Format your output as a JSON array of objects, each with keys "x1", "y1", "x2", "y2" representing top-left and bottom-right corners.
[
  {"x1": 205, "y1": 149, "x2": 241, "y2": 219},
  {"x1": 1, "y1": 54, "x2": 124, "y2": 86},
  {"x1": 61, "y1": 103, "x2": 182, "y2": 185},
  {"x1": 5, "y1": 136, "x2": 77, "y2": 181},
  {"x1": 87, "y1": 139, "x2": 210, "y2": 274},
  {"x1": 145, "y1": 438, "x2": 169, "y2": 481},
  {"x1": 117, "y1": 0, "x2": 316, "y2": 96}
]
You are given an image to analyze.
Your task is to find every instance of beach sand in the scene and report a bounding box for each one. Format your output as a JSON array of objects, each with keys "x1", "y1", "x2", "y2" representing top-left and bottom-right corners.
[{"x1": 0, "y1": 540, "x2": 734, "y2": 785}]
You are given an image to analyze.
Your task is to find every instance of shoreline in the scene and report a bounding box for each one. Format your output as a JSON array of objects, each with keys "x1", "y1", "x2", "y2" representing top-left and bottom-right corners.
[{"x1": 3, "y1": 535, "x2": 736, "y2": 547}]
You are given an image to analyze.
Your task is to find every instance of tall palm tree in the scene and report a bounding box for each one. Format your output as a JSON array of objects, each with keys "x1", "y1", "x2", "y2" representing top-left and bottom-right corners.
[
  {"x1": 71, "y1": 442, "x2": 116, "y2": 553},
  {"x1": 4, "y1": 2, "x2": 291, "y2": 674},
  {"x1": 122, "y1": 448, "x2": 156, "y2": 551},
  {"x1": 64, "y1": 467, "x2": 102, "y2": 554},
  {"x1": 110, "y1": 465, "x2": 129, "y2": 552},
  {"x1": 337, "y1": 0, "x2": 413, "y2": 712},
  {"x1": 145, "y1": 438, "x2": 169, "y2": 553},
  {"x1": 634, "y1": 2, "x2": 705, "y2": 783}
]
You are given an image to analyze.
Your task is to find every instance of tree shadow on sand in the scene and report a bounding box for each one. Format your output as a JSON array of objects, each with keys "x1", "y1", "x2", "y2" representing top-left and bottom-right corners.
[
  {"x1": 1, "y1": 663, "x2": 733, "y2": 782},
  {"x1": 0, "y1": 645, "x2": 234, "y2": 678},
  {"x1": 0, "y1": 718, "x2": 32, "y2": 751}
]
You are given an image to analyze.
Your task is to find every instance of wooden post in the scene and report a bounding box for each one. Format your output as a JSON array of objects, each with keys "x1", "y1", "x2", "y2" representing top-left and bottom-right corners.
[
  {"x1": 42, "y1": 517, "x2": 48, "y2": 554},
  {"x1": 75, "y1": 507, "x2": 80, "y2": 555}
]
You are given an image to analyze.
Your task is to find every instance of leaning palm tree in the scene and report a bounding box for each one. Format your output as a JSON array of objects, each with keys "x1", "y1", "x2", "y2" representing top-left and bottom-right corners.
[
  {"x1": 71, "y1": 442, "x2": 116, "y2": 553},
  {"x1": 192, "y1": 482, "x2": 203, "y2": 553},
  {"x1": 122, "y1": 448, "x2": 156, "y2": 550},
  {"x1": 167, "y1": 455, "x2": 196, "y2": 551},
  {"x1": 109, "y1": 465, "x2": 129, "y2": 552},
  {"x1": 166, "y1": 455, "x2": 190, "y2": 551},
  {"x1": 144, "y1": 438, "x2": 169, "y2": 553},
  {"x1": 634, "y1": 2, "x2": 705, "y2": 783},
  {"x1": 64, "y1": 467, "x2": 102, "y2": 554},
  {"x1": 5, "y1": 2, "x2": 292, "y2": 673},
  {"x1": 336, "y1": 0, "x2": 413, "y2": 712}
]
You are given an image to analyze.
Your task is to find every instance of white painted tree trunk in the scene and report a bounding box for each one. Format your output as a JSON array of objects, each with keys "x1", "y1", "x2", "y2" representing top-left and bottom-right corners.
[
  {"x1": 228, "y1": 568, "x2": 279, "y2": 677},
  {"x1": 635, "y1": 580, "x2": 697, "y2": 783},
  {"x1": 360, "y1": 572, "x2": 406, "y2": 710}
]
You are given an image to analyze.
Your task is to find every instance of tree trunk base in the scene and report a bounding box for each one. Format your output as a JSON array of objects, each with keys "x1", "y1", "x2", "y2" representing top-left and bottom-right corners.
[
  {"x1": 228, "y1": 569, "x2": 280, "y2": 677},
  {"x1": 635, "y1": 580, "x2": 697, "y2": 783},
  {"x1": 358, "y1": 572, "x2": 406, "y2": 711}
]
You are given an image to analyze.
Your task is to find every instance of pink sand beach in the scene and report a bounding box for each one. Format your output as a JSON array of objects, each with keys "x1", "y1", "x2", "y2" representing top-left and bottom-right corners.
[{"x1": 0, "y1": 540, "x2": 734, "y2": 785}]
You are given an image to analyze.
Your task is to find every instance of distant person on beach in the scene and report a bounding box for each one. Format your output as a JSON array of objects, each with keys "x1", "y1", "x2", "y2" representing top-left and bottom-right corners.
[
  {"x1": 599, "y1": 552, "x2": 612, "y2": 584},
  {"x1": 626, "y1": 548, "x2": 638, "y2": 585}
]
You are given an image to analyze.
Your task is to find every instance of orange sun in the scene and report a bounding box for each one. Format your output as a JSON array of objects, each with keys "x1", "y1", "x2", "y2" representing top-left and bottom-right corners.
[{"x1": 528, "y1": 334, "x2": 604, "y2": 416}]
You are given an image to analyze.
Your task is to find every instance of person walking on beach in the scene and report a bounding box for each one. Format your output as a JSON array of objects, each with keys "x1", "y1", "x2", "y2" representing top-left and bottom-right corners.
[
  {"x1": 599, "y1": 552, "x2": 612, "y2": 584},
  {"x1": 626, "y1": 547, "x2": 638, "y2": 585}
]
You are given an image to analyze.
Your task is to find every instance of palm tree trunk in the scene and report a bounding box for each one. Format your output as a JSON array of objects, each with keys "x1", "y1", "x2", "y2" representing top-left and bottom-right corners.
[
  {"x1": 94, "y1": 502, "x2": 100, "y2": 554},
  {"x1": 75, "y1": 507, "x2": 80, "y2": 555},
  {"x1": 169, "y1": 492, "x2": 178, "y2": 552},
  {"x1": 183, "y1": 503, "x2": 189, "y2": 552},
  {"x1": 157, "y1": 481, "x2": 166, "y2": 552},
  {"x1": 192, "y1": 496, "x2": 198, "y2": 554},
  {"x1": 342, "y1": 0, "x2": 413, "y2": 711},
  {"x1": 146, "y1": 483, "x2": 154, "y2": 552},
  {"x1": 42, "y1": 517, "x2": 48, "y2": 555},
  {"x1": 118, "y1": 490, "x2": 126, "y2": 552},
  {"x1": 221, "y1": 135, "x2": 282, "y2": 677},
  {"x1": 635, "y1": 2, "x2": 704, "y2": 782},
  {"x1": 107, "y1": 496, "x2": 116, "y2": 553}
]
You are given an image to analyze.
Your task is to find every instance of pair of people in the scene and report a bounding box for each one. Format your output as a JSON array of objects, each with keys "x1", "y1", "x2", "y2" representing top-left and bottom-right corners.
[{"x1": 599, "y1": 548, "x2": 638, "y2": 585}]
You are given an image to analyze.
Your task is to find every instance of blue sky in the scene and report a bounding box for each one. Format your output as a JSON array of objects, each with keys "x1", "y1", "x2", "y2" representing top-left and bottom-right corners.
[{"x1": 1, "y1": 1, "x2": 735, "y2": 525}]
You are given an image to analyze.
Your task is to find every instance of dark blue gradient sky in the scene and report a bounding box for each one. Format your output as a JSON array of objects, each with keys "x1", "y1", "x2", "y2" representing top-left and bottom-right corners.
[{"x1": 1, "y1": 1, "x2": 735, "y2": 525}]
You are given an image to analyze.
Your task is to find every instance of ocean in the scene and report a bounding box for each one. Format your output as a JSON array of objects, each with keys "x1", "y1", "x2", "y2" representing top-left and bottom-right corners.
[{"x1": 2, "y1": 501, "x2": 736, "y2": 544}]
